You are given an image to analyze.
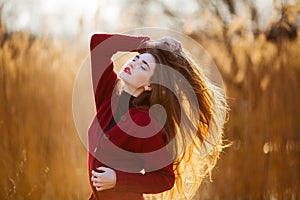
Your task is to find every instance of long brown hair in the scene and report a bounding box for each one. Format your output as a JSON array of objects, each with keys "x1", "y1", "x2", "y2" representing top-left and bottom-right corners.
[{"x1": 137, "y1": 42, "x2": 228, "y2": 199}]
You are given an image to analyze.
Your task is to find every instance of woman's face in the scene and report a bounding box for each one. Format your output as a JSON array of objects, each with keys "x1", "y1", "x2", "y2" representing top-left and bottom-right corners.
[{"x1": 120, "y1": 53, "x2": 156, "y2": 92}]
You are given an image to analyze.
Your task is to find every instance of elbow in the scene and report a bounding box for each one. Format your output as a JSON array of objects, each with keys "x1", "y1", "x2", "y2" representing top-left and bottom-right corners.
[
  {"x1": 159, "y1": 173, "x2": 175, "y2": 193},
  {"x1": 161, "y1": 165, "x2": 175, "y2": 192},
  {"x1": 148, "y1": 173, "x2": 175, "y2": 194},
  {"x1": 166, "y1": 173, "x2": 175, "y2": 191}
]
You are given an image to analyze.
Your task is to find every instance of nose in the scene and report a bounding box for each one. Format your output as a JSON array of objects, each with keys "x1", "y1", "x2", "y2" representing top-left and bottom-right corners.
[
  {"x1": 128, "y1": 62, "x2": 135, "y2": 69},
  {"x1": 129, "y1": 63, "x2": 133, "y2": 68}
]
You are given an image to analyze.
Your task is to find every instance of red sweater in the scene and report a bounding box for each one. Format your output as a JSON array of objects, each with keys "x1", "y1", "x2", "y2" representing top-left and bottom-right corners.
[{"x1": 88, "y1": 34, "x2": 175, "y2": 200}]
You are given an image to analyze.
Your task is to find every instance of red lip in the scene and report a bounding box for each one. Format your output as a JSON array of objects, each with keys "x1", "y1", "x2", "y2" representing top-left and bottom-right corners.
[{"x1": 124, "y1": 67, "x2": 131, "y2": 75}]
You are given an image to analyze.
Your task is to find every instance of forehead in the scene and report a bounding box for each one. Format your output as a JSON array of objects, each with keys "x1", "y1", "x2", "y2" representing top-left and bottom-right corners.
[{"x1": 138, "y1": 53, "x2": 156, "y2": 64}]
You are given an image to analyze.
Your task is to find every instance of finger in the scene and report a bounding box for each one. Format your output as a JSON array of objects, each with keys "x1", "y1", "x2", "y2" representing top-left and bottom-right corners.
[
  {"x1": 93, "y1": 182, "x2": 102, "y2": 187},
  {"x1": 176, "y1": 42, "x2": 180, "y2": 49},
  {"x1": 91, "y1": 176, "x2": 100, "y2": 182},
  {"x1": 169, "y1": 43, "x2": 175, "y2": 48},
  {"x1": 170, "y1": 42, "x2": 179, "y2": 50},
  {"x1": 91, "y1": 176, "x2": 97, "y2": 182},
  {"x1": 96, "y1": 166, "x2": 108, "y2": 172},
  {"x1": 96, "y1": 186, "x2": 104, "y2": 191},
  {"x1": 92, "y1": 170, "x2": 102, "y2": 177}
]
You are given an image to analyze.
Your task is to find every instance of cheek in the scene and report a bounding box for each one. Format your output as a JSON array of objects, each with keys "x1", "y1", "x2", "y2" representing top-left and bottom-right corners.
[
  {"x1": 133, "y1": 73, "x2": 151, "y2": 85},
  {"x1": 143, "y1": 72, "x2": 153, "y2": 82}
]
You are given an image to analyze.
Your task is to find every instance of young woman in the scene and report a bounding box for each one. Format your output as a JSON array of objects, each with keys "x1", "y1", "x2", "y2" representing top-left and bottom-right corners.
[{"x1": 88, "y1": 33, "x2": 228, "y2": 200}]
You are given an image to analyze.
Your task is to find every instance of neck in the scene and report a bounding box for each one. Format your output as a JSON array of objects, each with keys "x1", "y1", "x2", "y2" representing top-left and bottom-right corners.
[{"x1": 122, "y1": 85, "x2": 144, "y2": 97}]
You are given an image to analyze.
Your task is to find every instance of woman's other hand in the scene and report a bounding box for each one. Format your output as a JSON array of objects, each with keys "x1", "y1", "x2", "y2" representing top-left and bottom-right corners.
[{"x1": 91, "y1": 166, "x2": 116, "y2": 191}]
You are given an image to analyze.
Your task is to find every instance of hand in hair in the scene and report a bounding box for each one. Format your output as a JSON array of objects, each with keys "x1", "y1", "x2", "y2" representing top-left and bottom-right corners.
[
  {"x1": 157, "y1": 37, "x2": 182, "y2": 52},
  {"x1": 144, "y1": 37, "x2": 182, "y2": 52}
]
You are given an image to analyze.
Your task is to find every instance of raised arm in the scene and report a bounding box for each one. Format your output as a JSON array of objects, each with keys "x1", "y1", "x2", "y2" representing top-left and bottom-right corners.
[{"x1": 90, "y1": 34, "x2": 150, "y2": 110}]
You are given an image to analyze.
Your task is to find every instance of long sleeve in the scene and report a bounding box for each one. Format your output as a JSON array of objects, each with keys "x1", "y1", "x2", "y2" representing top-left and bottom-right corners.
[
  {"x1": 114, "y1": 129, "x2": 175, "y2": 194},
  {"x1": 90, "y1": 34, "x2": 150, "y2": 110},
  {"x1": 115, "y1": 164, "x2": 175, "y2": 194}
]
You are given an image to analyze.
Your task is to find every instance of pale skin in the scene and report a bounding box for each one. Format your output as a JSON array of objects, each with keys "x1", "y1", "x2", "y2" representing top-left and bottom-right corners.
[
  {"x1": 91, "y1": 37, "x2": 182, "y2": 192},
  {"x1": 91, "y1": 167, "x2": 117, "y2": 191},
  {"x1": 119, "y1": 53, "x2": 157, "y2": 97}
]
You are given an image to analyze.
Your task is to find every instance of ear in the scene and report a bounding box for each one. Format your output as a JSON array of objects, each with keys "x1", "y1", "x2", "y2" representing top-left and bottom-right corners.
[{"x1": 144, "y1": 84, "x2": 152, "y2": 91}]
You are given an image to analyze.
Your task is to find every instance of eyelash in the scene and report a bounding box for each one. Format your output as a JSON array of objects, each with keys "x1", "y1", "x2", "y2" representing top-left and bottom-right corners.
[{"x1": 132, "y1": 58, "x2": 146, "y2": 71}]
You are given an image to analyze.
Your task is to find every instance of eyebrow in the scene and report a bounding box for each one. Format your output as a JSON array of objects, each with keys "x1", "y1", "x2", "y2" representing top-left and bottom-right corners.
[{"x1": 136, "y1": 55, "x2": 150, "y2": 70}]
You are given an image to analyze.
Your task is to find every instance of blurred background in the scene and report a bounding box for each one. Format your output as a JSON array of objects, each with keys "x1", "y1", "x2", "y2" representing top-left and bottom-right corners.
[{"x1": 0, "y1": 0, "x2": 300, "y2": 199}]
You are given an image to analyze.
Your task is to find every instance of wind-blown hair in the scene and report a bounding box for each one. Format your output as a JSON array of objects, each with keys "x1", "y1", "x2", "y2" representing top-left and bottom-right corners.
[{"x1": 136, "y1": 42, "x2": 228, "y2": 200}]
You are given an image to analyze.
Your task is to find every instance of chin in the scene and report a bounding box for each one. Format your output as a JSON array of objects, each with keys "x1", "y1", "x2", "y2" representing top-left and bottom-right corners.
[{"x1": 119, "y1": 72, "x2": 126, "y2": 80}]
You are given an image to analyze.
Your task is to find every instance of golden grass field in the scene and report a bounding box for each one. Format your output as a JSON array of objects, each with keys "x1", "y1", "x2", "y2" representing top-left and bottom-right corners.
[{"x1": 1, "y1": 4, "x2": 300, "y2": 199}]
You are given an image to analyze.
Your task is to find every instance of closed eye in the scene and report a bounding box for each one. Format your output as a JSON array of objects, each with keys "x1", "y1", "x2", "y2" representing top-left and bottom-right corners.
[
  {"x1": 132, "y1": 55, "x2": 150, "y2": 71},
  {"x1": 133, "y1": 55, "x2": 139, "y2": 62},
  {"x1": 141, "y1": 66, "x2": 146, "y2": 70}
]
